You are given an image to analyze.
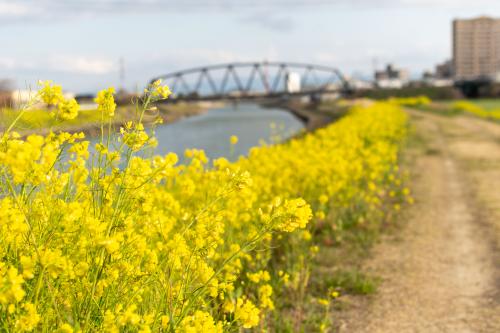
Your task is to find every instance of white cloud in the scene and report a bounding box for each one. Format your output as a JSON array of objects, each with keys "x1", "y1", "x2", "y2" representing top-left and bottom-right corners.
[
  {"x1": 0, "y1": 0, "x2": 497, "y2": 26},
  {"x1": 0, "y1": 55, "x2": 115, "y2": 75},
  {"x1": 0, "y1": 57, "x2": 38, "y2": 71},
  {"x1": 48, "y1": 56, "x2": 116, "y2": 74},
  {"x1": 0, "y1": 2, "x2": 32, "y2": 16},
  {"x1": 0, "y1": 57, "x2": 17, "y2": 69}
]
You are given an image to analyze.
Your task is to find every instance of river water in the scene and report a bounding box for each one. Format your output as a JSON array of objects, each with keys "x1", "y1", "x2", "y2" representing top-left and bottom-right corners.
[{"x1": 152, "y1": 103, "x2": 304, "y2": 161}]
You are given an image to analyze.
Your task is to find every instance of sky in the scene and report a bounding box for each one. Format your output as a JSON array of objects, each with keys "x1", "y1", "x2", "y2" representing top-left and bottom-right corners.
[{"x1": 0, "y1": 0, "x2": 499, "y2": 93}]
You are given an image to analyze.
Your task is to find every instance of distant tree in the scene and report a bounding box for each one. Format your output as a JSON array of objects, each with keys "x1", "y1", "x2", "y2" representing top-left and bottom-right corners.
[
  {"x1": 0, "y1": 79, "x2": 14, "y2": 108},
  {"x1": 0, "y1": 79, "x2": 14, "y2": 92}
]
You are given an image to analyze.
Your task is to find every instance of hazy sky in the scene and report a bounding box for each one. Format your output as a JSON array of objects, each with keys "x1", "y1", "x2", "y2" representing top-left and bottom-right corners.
[{"x1": 1, "y1": 0, "x2": 499, "y2": 93}]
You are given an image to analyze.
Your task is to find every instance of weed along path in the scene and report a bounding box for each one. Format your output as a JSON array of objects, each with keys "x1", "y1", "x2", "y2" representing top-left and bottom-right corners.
[{"x1": 338, "y1": 110, "x2": 500, "y2": 332}]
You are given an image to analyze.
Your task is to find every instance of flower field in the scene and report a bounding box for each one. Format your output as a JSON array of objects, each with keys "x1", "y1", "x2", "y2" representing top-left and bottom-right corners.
[{"x1": 0, "y1": 82, "x2": 409, "y2": 332}]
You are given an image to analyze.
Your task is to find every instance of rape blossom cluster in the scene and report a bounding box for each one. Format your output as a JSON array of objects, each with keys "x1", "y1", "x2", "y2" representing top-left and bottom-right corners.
[
  {"x1": 38, "y1": 80, "x2": 80, "y2": 121},
  {"x1": 0, "y1": 80, "x2": 409, "y2": 332}
]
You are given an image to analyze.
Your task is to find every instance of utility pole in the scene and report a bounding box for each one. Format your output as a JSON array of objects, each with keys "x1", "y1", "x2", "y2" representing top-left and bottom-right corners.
[
  {"x1": 372, "y1": 57, "x2": 379, "y2": 74},
  {"x1": 119, "y1": 57, "x2": 125, "y2": 93}
]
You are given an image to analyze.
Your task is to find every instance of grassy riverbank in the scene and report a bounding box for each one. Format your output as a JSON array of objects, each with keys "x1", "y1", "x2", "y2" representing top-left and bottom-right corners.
[
  {"x1": 1, "y1": 98, "x2": 348, "y2": 138},
  {"x1": 410, "y1": 98, "x2": 500, "y2": 120},
  {"x1": 0, "y1": 102, "x2": 206, "y2": 137}
]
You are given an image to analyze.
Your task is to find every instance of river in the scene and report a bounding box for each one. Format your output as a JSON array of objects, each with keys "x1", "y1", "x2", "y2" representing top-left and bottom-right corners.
[{"x1": 151, "y1": 103, "x2": 304, "y2": 161}]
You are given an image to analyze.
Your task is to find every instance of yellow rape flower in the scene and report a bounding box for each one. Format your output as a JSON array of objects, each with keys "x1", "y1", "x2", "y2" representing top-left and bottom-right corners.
[
  {"x1": 230, "y1": 135, "x2": 238, "y2": 145},
  {"x1": 20, "y1": 256, "x2": 35, "y2": 280},
  {"x1": 178, "y1": 311, "x2": 222, "y2": 333},
  {"x1": 38, "y1": 80, "x2": 64, "y2": 105},
  {"x1": 118, "y1": 304, "x2": 141, "y2": 326},
  {"x1": 15, "y1": 303, "x2": 40, "y2": 332},
  {"x1": 57, "y1": 324, "x2": 74, "y2": 333},
  {"x1": 0, "y1": 266, "x2": 26, "y2": 305},
  {"x1": 161, "y1": 315, "x2": 170, "y2": 329},
  {"x1": 149, "y1": 79, "x2": 172, "y2": 99},
  {"x1": 259, "y1": 284, "x2": 274, "y2": 310},
  {"x1": 272, "y1": 198, "x2": 312, "y2": 232},
  {"x1": 247, "y1": 270, "x2": 270, "y2": 283},
  {"x1": 57, "y1": 98, "x2": 80, "y2": 120},
  {"x1": 122, "y1": 123, "x2": 150, "y2": 151},
  {"x1": 234, "y1": 298, "x2": 260, "y2": 329},
  {"x1": 95, "y1": 87, "x2": 116, "y2": 117},
  {"x1": 317, "y1": 298, "x2": 330, "y2": 307}
]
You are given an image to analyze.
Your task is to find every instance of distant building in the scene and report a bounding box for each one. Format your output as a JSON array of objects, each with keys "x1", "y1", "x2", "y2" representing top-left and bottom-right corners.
[
  {"x1": 436, "y1": 60, "x2": 453, "y2": 79},
  {"x1": 347, "y1": 78, "x2": 374, "y2": 90},
  {"x1": 285, "y1": 72, "x2": 301, "y2": 93},
  {"x1": 422, "y1": 60, "x2": 454, "y2": 87},
  {"x1": 453, "y1": 16, "x2": 500, "y2": 81},
  {"x1": 374, "y1": 64, "x2": 409, "y2": 88}
]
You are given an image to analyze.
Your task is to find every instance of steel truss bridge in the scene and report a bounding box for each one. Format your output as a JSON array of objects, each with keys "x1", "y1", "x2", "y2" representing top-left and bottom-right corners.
[{"x1": 150, "y1": 62, "x2": 351, "y2": 102}]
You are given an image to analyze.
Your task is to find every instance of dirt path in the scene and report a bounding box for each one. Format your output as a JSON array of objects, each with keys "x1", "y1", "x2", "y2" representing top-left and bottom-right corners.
[{"x1": 338, "y1": 111, "x2": 500, "y2": 332}]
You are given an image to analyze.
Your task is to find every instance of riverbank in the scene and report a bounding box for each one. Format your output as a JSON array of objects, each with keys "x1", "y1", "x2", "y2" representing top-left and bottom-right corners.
[
  {"x1": 2, "y1": 99, "x2": 350, "y2": 141},
  {"x1": 0, "y1": 101, "x2": 217, "y2": 137}
]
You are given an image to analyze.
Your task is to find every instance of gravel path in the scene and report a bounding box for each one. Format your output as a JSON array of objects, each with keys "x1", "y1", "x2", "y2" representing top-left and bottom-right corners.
[{"x1": 338, "y1": 110, "x2": 500, "y2": 332}]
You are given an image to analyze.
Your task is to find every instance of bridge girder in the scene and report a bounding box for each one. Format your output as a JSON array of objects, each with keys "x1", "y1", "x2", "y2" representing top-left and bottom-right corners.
[{"x1": 150, "y1": 61, "x2": 351, "y2": 101}]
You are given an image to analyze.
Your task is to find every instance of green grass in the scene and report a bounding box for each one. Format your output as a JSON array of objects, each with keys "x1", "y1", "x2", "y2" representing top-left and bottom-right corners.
[
  {"x1": 0, "y1": 103, "x2": 202, "y2": 134},
  {"x1": 411, "y1": 98, "x2": 500, "y2": 118},
  {"x1": 460, "y1": 98, "x2": 500, "y2": 110},
  {"x1": 323, "y1": 269, "x2": 379, "y2": 295},
  {"x1": 433, "y1": 98, "x2": 500, "y2": 111}
]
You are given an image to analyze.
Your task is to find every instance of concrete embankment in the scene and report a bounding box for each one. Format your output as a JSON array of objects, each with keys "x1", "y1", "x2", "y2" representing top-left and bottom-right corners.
[
  {"x1": 264, "y1": 100, "x2": 350, "y2": 131},
  {"x1": 285, "y1": 104, "x2": 339, "y2": 130}
]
